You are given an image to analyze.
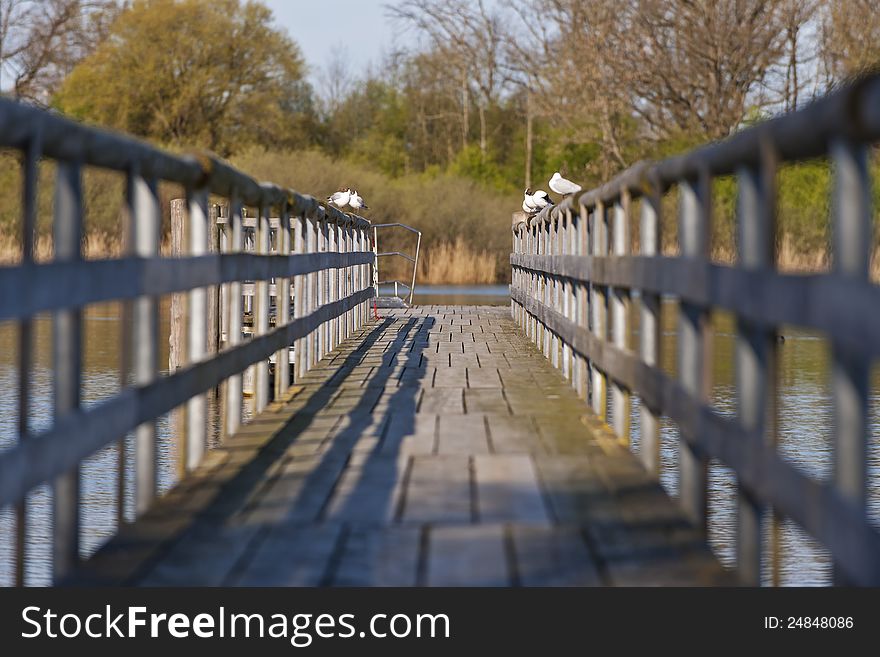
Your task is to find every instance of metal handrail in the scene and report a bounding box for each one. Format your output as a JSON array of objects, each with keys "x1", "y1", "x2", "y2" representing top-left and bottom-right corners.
[
  {"x1": 373, "y1": 223, "x2": 422, "y2": 305},
  {"x1": 0, "y1": 96, "x2": 376, "y2": 585},
  {"x1": 510, "y1": 72, "x2": 880, "y2": 586}
]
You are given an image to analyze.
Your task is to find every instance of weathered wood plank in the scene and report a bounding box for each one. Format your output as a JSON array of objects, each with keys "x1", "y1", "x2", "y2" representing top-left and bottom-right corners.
[
  {"x1": 426, "y1": 525, "x2": 510, "y2": 586},
  {"x1": 69, "y1": 305, "x2": 729, "y2": 587},
  {"x1": 474, "y1": 455, "x2": 549, "y2": 523},
  {"x1": 512, "y1": 525, "x2": 601, "y2": 586},
  {"x1": 401, "y1": 455, "x2": 472, "y2": 524}
]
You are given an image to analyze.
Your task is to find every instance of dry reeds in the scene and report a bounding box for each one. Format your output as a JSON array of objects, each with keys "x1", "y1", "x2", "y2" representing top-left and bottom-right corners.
[
  {"x1": 417, "y1": 237, "x2": 498, "y2": 285},
  {"x1": 0, "y1": 231, "x2": 124, "y2": 264}
]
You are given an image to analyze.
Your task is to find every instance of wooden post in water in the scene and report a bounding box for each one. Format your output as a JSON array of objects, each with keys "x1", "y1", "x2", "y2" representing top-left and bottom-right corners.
[{"x1": 169, "y1": 198, "x2": 186, "y2": 479}]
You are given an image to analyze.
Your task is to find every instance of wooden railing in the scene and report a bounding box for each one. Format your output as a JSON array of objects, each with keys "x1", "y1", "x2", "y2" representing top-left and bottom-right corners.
[
  {"x1": 510, "y1": 73, "x2": 880, "y2": 586},
  {"x1": 0, "y1": 98, "x2": 374, "y2": 584}
]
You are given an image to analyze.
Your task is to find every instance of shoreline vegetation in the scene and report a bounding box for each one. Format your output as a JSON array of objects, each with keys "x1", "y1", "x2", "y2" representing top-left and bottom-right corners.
[
  {"x1": 3, "y1": 222, "x2": 879, "y2": 284},
  {"x1": 2, "y1": 148, "x2": 879, "y2": 283},
  {"x1": 2, "y1": 149, "x2": 879, "y2": 284},
  {"x1": 1, "y1": 1, "x2": 879, "y2": 285}
]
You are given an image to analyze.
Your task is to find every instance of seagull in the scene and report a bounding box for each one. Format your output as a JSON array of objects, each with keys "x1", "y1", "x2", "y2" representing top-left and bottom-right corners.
[
  {"x1": 348, "y1": 190, "x2": 369, "y2": 212},
  {"x1": 531, "y1": 189, "x2": 554, "y2": 211},
  {"x1": 549, "y1": 172, "x2": 582, "y2": 196},
  {"x1": 522, "y1": 188, "x2": 538, "y2": 213},
  {"x1": 327, "y1": 188, "x2": 352, "y2": 207}
]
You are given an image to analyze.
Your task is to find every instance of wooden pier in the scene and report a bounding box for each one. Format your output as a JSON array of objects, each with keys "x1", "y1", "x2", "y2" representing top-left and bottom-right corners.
[
  {"x1": 3, "y1": 75, "x2": 880, "y2": 588},
  {"x1": 69, "y1": 306, "x2": 728, "y2": 586}
]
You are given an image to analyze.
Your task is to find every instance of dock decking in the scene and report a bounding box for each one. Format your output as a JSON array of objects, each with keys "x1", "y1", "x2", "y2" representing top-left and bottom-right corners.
[{"x1": 70, "y1": 306, "x2": 729, "y2": 587}]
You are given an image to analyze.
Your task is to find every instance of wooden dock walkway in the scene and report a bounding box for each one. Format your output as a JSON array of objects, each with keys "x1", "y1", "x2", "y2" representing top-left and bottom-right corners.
[{"x1": 70, "y1": 306, "x2": 729, "y2": 587}]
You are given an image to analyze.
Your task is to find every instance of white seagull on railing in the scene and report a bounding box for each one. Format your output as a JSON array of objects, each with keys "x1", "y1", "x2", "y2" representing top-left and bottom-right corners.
[
  {"x1": 531, "y1": 189, "x2": 554, "y2": 211},
  {"x1": 348, "y1": 190, "x2": 369, "y2": 211},
  {"x1": 327, "y1": 188, "x2": 352, "y2": 207},
  {"x1": 549, "y1": 172, "x2": 582, "y2": 196},
  {"x1": 523, "y1": 188, "x2": 554, "y2": 214}
]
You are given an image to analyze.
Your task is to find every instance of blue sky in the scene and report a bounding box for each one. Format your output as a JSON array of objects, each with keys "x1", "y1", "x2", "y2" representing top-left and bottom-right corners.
[{"x1": 263, "y1": 0, "x2": 409, "y2": 83}]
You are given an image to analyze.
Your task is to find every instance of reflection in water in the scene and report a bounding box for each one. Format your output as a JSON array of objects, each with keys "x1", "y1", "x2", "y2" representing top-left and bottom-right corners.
[
  {"x1": 386, "y1": 283, "x2": 510, "y2": 307},
  {"x1": 1, "y1": 288, "x2": 878, "y2": 586},
  {"x1": 628, "y1": 301, "x2": 880, "y2": 586},
  {"x1": 0, "y1": 300, "x2": 224, "y2": 586}
]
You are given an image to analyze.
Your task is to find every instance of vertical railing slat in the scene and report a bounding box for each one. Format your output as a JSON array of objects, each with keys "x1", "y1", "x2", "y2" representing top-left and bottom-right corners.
[
  {"x1": 830, "y1": 139, "x2": 872, "y2": 585},
  {"x1": 293, "y1": 214, "x2": 305, "y2": 380},
  {"x1": 610, "y1": 193, "x2": 631, "y2": 442},
  {"x1": 576, "y1": 204, "x2": 590, "y2": 403},
  {"x1": 52, "y1": 160, "x2": 84, "y2": 582},
  {"x1": 591, "y1": 202, "x2": 608, "y2": 420},
  {"x1": 254, "y1": 203, "x2": 270, "y2": 412},
  {"x1": 225, "y1": 195, "x2": 244, "y2": 437},
  {"x1": 639, "y1": 181, "x2": 662, "y2": 475},
  {"x1": 130, "y1": 171, "x2": 161, "y2": 516},
  {"x1": 15, "y1": 135, "x2": 40, "y2": 586},
  {"x1": 677, "y1": 171, "x2": 712, "y2": 530},
  {"x1": 276, "y1": 204, "x2": 292, "y2": 398},
  {"x1": 185, "y1": 188, "x2": 209, "y2": 471}
]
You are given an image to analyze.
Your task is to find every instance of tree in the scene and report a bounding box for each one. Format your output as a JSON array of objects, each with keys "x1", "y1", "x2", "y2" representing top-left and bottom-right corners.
[
  {"x1": 507, "y1": 0, "x2": 635, "y2": 179},
  {"x1": 389, "y1": 0, "x2": 508, "y2": 161},
  {"x1": 613, "y1": 0, "x2": 789, "y2": 141},
  {"x1": 820, "y1": 0, "x2": 880, "y2": 83},
  {"x1": 0, "y1": 0, "x2": 117, "y2": 103},
  {"x1": 54, "y1": 0, "x2": 313, "y2": 155},
  {"x1": 778, "y1": 0, "x2": 819, "y2": 112}
]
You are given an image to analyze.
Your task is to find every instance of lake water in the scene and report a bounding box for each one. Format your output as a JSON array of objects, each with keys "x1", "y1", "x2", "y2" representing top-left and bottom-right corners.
[{"x1": 0, "y1": 284, "x2": 878, "y2": 586}]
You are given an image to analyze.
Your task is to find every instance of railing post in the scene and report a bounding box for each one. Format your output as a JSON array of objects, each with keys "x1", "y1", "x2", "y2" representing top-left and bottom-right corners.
[
  {"x1": 327, "y1": 220, "x2": 337, "y2": 353},
  {"x1": 15, "y1": 135, "x2": 39, "y2": 586},
  {"x1": 639, "y1": 177, "x2": 662, "y2": 476},
  {"x1": 734, "y1": 143, "x2": 778, "y2": 586},
  {"x1": 610, "y1": 192, "x2": 631, "y2": 442},
  {"x1": 830, "y1": 139, "x2": 872, "y2": 585},
  {"x1": 293, "y1": 213, "x2": 307, "y2": 380},
  {"x1": 677, "y1": 170, "x2": 712, "y2": 531},
  {"x1": 335, "y1": 221, "x2": 343, "y2": 346},
  {"x1": 543, "y1": 217, "x2": 551, "y2": 359},
  {"x1": 567, "y1": 208, "x2": 577, "y2": 384},
  {"x1": 590, "y1": 201, "x2": 608, "y2": 420},
  {"x1": 364, "y1": 223, "x2": 370, "y2": 323},
  {"x1": 186, "y1": 187, "x2": 209, "y2": 471},
  {"x1": 551, "y1": 213, "x2": 560, "y2": 369},
  {"x1": 52, "y1": 160, "x2": 83, "y2": 582},
  {"x1": 576, "y1": 203, "x2": 590, "y2": 402},
  {"x1": 129, "y1": 169, "x2": 160, "y2": 516},
  {"x1": 344, "y1": 222, "x2": 352, "y2": 339},
  {"x1": 254, "y1": 202, "x2": 270, "y2": 412},
  {"x1": 341, "y1": 222, "x2": 348, "y2": 341},
  {"x1": 225, "y1": 194, "x2": 244, "y2": 436},
  {"x1": 532, "y1": 219, "x2": 538, "y2": 343},
  {"x1": 561, "y1": 211, "x2": 571, "y2": 379},
  {"x1": 276, "y1": 202, "x2": 292, "y2": 398},
  {"x1": 318, "y1": 219, "x2": 328, "y2": 361}
]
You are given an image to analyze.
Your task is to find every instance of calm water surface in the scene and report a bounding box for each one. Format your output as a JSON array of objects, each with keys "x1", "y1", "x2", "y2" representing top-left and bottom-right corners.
[{"x1": 1, "y1": 285, "x2": 878, "y2": 585}]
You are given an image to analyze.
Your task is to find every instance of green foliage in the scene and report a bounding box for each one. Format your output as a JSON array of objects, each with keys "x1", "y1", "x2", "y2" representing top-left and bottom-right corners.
[
  {"x1": 53, "y1": 0, "x2": 314, "y2": 156},
  {"x1": 448, "y1": 145, "x2": 511, "y2": 191},
  {"x1": 2, "y1": 0, "x2": 874, "y2": 283},
  {"x1": 230, "y1": 148, "x2": 518, "y2": 280}
]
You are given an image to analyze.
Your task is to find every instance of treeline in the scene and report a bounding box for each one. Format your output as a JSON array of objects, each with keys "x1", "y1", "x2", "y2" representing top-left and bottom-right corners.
[{"x1": 1, "y1": 0, "x2": 879, "y2": 280}]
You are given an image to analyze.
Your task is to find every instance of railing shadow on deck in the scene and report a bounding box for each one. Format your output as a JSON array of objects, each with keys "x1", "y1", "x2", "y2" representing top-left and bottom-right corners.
[
  {"x1": 224, "y1": 315, "x2": 436, "y2": 586},
  {"x1": 510, "y1": 72, "x2": 880, "y2": 586},
  {"x1": 60, "y1": 314, "x2": 437, "y2": 585}
]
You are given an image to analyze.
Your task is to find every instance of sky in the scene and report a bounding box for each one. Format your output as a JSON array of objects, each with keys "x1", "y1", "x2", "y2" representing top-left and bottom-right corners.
[{"x1": 263, "y1": 0, "x2": 410, "y2": 85}]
